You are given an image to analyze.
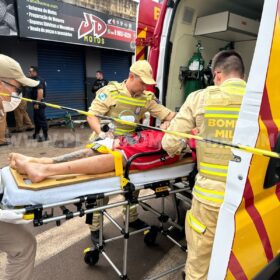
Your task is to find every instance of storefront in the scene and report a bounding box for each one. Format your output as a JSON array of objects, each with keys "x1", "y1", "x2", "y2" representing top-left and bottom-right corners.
[{"x1": 0, "y1": 0, "x2": 136, "y2": 119}]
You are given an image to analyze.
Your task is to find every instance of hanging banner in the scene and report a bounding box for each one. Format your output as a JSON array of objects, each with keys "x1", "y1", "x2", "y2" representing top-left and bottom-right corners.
[
  {"x1": 16, "y1": 0, "x2": 136, "y2": 52},
  {"x1": 0, "y1": 0, "x2": 17, "y2": 36}
]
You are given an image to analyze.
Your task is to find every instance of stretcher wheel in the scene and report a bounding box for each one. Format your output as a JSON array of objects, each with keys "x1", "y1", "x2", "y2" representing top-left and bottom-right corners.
[
  {"x1": 84, "y1": 248, "x2": 99, "y2": 266},
  {"x1": 144, "y1": 226, "x2": 158, "y2": 246}
]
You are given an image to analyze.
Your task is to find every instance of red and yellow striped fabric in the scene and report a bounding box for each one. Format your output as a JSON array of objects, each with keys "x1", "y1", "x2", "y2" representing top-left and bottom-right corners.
[{"x1": 226, "y1": 2, "x2": 280, "y2": 278}]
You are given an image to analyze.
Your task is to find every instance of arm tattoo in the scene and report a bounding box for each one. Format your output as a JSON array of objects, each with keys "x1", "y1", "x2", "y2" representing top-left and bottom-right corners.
[{"x1": 52, "y1": 149, "x2": 94, "y2": 163}]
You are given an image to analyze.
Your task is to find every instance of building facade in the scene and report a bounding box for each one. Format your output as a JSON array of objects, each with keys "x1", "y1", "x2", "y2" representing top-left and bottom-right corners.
[{"x1": 0, "y1": 0, "x2": 137, "y2": 120}]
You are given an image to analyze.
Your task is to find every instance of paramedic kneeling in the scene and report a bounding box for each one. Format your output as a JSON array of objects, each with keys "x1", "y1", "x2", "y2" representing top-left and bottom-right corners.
[
  {"x1": 162, "y1": 50, "x2": 246, "y2": 280},
  {"x1": 87, "y1": 60, "x2": 176, "y2": 244},
  {"x1": 0, "y1": 54, "x2": 39, "y2": 280}
]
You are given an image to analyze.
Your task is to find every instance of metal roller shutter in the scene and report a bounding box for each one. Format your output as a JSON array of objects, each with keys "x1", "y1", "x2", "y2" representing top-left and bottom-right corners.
[
  {"x1": 37, "y1": 43, "x2": 85, "y2": 119},
  {"x1": 101, "y1": 50, "x2": 132, "y2": 82}
]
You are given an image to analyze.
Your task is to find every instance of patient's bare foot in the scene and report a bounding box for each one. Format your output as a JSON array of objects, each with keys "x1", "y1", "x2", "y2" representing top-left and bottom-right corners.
[
  {"x1": 9, "y1": 153, "x2": 31, "y2": 169},
  {"x1": 15, "y1": 160, "x2": 47, "y2": 183},
  {"x1": 9, "y1": 153, "x2": 53, "y2": 169}
]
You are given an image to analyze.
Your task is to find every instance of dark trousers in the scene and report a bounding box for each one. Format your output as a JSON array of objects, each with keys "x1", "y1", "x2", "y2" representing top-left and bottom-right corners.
[{"x1": 33, "y1": 105, "x2": 48, "y2": 138}]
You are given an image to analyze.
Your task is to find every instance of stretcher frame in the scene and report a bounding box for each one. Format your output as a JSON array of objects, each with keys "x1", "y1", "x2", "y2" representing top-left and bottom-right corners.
[{"x1": 5, "y1": 151, "x2": 194, "y2": 279}]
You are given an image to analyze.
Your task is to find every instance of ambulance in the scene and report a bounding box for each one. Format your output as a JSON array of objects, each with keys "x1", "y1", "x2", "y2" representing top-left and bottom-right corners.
[{"x1": 142, "y1": 0, "x2": 280, "y2": 278}]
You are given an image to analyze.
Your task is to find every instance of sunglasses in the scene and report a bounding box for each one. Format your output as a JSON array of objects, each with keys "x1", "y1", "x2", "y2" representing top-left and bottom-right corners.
[{"x1": 1, "y1": 80, "x2": 22, "y2": 94}]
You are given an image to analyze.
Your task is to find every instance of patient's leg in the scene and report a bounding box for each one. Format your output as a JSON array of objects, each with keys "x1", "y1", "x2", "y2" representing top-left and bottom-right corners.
[
  {"x1": 9, "y1": 153, "x2": 53, "y2": 169},
  {"x1": 14, "y1": 153, "x2": 126, "y2": 183},
  {"x1": 52, "y1": 149, "x2": 95, "y2": 163},
  {"x1": 9, "y1": 149, "x2": 95, "y2": 169}
]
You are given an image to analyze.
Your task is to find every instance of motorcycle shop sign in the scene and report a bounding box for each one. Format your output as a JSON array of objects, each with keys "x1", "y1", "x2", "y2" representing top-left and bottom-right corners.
[{"x1": 16, "y1": 0, "x2": 136, "y2": 52}]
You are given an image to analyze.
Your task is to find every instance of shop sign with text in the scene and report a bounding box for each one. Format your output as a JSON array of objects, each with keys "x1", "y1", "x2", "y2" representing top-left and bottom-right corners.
[{"x1": 17, "y1": 0, "x2": 136, "y2": 52}]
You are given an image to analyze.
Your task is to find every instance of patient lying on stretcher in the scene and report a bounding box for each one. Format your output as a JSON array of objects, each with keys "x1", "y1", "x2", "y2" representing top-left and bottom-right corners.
[{"x1": 9, "y1": 130, "x2": 187, "y2": 183}]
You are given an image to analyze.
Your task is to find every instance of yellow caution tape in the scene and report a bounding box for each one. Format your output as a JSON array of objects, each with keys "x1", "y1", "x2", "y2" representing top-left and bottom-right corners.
[{"x1": 1, "y1": 92, "x2": 279, "y2": 159}]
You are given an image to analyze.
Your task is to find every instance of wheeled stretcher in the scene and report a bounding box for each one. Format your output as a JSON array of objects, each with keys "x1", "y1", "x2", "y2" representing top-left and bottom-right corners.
[{"x1": 0, "y1": 152, "x2": 195, "y2": 279}]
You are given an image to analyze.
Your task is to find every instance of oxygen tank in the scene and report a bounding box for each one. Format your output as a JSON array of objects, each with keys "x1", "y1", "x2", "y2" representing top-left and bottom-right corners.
[{"x1": 180, "y1": 42, "x2": 205, "y2": 98}]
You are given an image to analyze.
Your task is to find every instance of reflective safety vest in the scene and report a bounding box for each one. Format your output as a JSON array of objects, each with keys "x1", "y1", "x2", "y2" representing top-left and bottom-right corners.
[
  {"x1": 196, "y1": 79, "x2": 246, "y2": 183},
  {"x1": 107, "y1": 82, "x2": 154, "y2": 135}
]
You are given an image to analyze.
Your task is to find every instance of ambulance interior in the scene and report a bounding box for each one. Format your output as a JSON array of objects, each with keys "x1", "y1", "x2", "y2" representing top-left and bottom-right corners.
[{"x1": 164, "y1": 0, "x2": 264, "y2": 111}]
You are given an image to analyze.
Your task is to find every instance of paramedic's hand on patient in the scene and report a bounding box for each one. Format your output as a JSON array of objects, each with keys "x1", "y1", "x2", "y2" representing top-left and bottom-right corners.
[
  {"x1": 0, "y1": 209, "x2": 31, "y2": 224},
  {"x1": 160, "y1": 112, "x2": 176, "y2": 130},
  {"x1": 160, "y1": 120, "x2": 171, "y2": 130}
]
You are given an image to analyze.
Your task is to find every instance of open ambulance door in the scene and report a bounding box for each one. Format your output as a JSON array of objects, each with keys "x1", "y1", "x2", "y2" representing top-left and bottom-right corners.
[
  {"x1": 210, "y1": 0, "x2": 280, "y2": 279},
  {"x1": 149, "y1": 0, "x2": 280, "y2": 278}
]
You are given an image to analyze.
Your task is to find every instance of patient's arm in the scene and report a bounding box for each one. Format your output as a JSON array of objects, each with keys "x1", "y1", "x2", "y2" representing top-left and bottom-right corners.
[{"x1": 14, "y1": 152, "x2": 127, "y2": 183}]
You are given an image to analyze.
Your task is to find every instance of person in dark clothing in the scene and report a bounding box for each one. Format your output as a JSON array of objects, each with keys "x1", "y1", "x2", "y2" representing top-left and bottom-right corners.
[
  {"x1": 91, "y1": 70, "x2": 108, "y2": 98},
  {"x1": 12, "y1": 86, "x2": 34, "y2": 133},
  {"x1": 28, "y1": 66, "x2": 48, "y2": 142}
]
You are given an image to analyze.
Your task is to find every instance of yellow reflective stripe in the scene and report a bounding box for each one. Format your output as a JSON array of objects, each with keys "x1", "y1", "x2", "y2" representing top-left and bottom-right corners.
[
  {"x1": 112, "y1": 95, "x2": 147, "y2": 106},
  {"x1": 186, "y1": 212, "x2": 206, "y2": 234},
  {"x1": 205, "y1": 107, "x2": 240, "y2": 111},
  {"x1": 115, "y1": 128, "x2": 135, "y2": 132},
  {"x1": 204, "y1": 107, "x2": 240, "y2": 119},
  {"x1": 193, "y1": 185, "x2": 224, "y2": 203},
  {"x1": 200, "y1": 162, "x2": 228, "y2": 170},
  {"x1": 200, "y1": 170, "x2": 227, "y2": 177},
  {"x1": 113, "y1": 99, "x2": 146, "y2": 107},
  {"x1": 200, "y1": 162, "x2": 228, "y2": 177},
  {"x1": 115, "y1": 128, "x2": 135, "y2": 135},
  {"x1": 204, "y1": 114, "x2": 239, "y2": 118},
  {"x1": 116, "y1": 95, "x2": 146, "y2": 104}
]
